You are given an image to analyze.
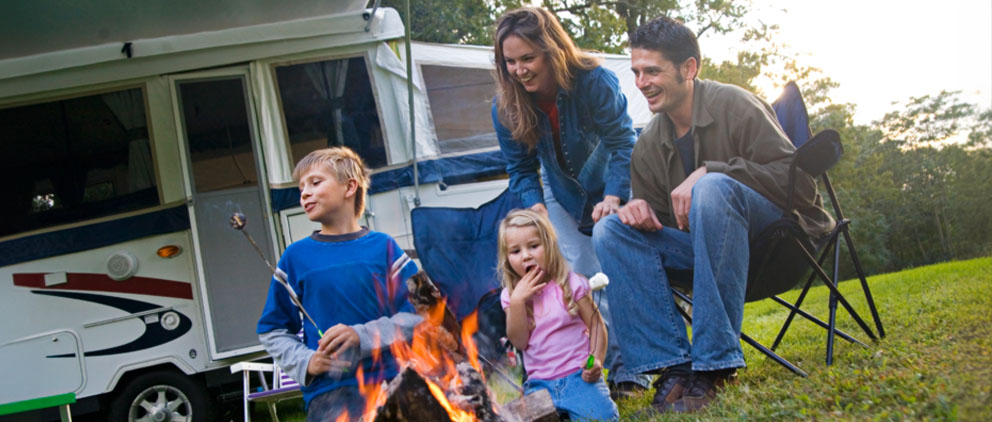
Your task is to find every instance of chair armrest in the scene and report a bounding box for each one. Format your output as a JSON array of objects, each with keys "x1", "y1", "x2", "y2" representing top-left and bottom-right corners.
[{"x1": 230, "y1": 361, "x2": 274, "y2": 374}]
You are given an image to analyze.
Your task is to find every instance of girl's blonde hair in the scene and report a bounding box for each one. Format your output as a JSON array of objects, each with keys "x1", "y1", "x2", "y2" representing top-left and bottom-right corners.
[
  {"x1": 493, "y1": 7, "x2": 603, "y2": 148},
  {"x1": 292, "y1": 147, "x2": 370, "y2": 218},
  {"x1": 497, "y1": 209, "x2": 577, "y2": 324}
]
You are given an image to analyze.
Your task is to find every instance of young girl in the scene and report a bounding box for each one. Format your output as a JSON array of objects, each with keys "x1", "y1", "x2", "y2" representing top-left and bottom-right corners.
[{"x1": 498, "y1": 209, "x2": 618, "y2": 422}]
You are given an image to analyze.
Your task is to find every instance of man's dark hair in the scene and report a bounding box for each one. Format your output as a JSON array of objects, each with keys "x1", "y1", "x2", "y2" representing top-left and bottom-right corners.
[{"x1": 630, "y1": 16, "x2": 700, "y2": 67}]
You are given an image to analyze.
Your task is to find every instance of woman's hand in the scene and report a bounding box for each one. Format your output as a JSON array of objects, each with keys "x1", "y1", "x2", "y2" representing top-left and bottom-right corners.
[
  {"x1": 510, "y1": 266, "x2": 547, "y2": 306},
  {"x1": 591, "y1": 195, "x2": 622, "y2": 222},
  {"x1": 582, "y1": 357, "x2": 603, "y2": 383},
  {"x1": 529, "y1": 202, "x2": 549, "y2": 218}
]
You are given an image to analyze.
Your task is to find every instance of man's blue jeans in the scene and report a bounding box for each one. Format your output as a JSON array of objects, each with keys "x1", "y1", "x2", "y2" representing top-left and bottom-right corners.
[
  {"x1": 592, "y1": 173, "x2": 783, "y2": 372},
  {"x1": 542, "y1": 176, "x2": 652, "y2": 388}
]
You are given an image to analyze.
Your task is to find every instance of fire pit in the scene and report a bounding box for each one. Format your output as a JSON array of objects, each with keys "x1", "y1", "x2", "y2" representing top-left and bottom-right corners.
[{"x1": 346, "y1": 271, "x2": 558, "y2": 422}]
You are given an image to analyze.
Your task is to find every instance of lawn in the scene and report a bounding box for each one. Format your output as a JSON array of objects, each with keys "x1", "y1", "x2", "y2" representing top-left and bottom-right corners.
[{"x1": 244, "y1": 257, "x2": 992, "y2": 421}]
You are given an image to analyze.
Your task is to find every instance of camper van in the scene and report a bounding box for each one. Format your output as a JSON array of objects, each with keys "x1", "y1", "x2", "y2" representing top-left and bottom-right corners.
[{"x1": 0, "y1": 2, "x2": 650, "y2": 420}]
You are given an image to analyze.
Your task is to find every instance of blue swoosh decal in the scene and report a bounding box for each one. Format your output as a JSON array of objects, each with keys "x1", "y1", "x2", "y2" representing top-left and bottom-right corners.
[{"x1": 33, "y1": 290, "x2": 192, "y2": 358}]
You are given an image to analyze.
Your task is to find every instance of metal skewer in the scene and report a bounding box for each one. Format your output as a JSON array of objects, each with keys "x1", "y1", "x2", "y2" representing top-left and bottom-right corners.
[{"x1": 229, "y1": 212, "x2": 323, "y2": 336}]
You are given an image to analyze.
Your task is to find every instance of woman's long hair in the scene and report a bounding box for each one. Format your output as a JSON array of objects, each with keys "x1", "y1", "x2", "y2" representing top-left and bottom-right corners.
[
  {"x1": 497, "y1": 209, "x2": 577, "y2": 329},
  {"x1": 493, "y1": 7, "x2": 602, "y2": 148}
]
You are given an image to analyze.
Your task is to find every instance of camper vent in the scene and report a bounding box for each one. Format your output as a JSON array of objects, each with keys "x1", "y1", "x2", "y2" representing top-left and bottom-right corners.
[{"x1": 107, "y1": 251, "x2": 139, "y2": 281}]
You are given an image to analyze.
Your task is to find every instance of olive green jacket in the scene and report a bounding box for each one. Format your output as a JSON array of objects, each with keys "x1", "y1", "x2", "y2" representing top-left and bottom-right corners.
[{"x1": 631, "y1": 79, "x2": 834, "y2": 237}]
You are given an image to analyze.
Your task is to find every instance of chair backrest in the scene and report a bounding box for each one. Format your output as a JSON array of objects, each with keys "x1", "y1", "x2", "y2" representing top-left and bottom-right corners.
[
  {"x1": 410, "y1": 189, "x2": 523, "y2": 320},
  {"x1": 773, "y1": 81, "x2": 812, "y2": 148}
]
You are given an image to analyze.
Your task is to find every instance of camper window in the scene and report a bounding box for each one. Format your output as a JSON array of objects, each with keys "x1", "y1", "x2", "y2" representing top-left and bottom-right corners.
[
  {"x1": 275, "y1": 57, "x2": 386, "y2": 168},
  {"x1": 421, "y1": 65, "x2": 498, "y2": 154},
  {"x1": 0, "y1": 88, "x2": 158, "y2": 238}
]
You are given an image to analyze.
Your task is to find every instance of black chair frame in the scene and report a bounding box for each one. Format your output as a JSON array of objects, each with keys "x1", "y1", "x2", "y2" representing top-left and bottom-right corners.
[{"x1": 670, "y1": 129, "x2": 885, "y2": 377}]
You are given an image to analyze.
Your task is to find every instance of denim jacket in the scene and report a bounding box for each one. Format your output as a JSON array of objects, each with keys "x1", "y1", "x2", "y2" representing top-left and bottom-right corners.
[{"x1": 493, "y1": 66, "x2": 635, "y2": 229}]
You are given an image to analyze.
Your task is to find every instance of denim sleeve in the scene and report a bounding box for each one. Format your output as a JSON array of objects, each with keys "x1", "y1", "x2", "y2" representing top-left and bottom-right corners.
[
  {"x1": 259, "y1": 329, "x2": 315, "y2": 387},
  {"x1": 582, "y1": 67, "x2": 634, "y2": 200},
  {"x1": 493, "y1": 102, "x2": 545, "y2": 208}
]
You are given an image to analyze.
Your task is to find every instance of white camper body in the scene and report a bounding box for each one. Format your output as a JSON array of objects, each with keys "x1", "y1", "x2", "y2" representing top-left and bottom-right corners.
[{"x1": 0, "y1": 2, "x2": 650, "y2": 419}]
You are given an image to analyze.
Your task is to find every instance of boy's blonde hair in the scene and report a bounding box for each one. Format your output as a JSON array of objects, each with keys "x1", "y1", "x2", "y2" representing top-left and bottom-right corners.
[
  {"x1": 497, "y1": 209, "x2": 577, "y2": 321},
  {"x1": 292, "y1": 147, "x2": 370, "y2": 218}
]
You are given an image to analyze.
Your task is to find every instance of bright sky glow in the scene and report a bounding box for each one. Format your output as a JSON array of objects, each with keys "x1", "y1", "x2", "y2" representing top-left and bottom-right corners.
[{"x1": 701, "y1": 0, "x2": 992, "y2": 125}]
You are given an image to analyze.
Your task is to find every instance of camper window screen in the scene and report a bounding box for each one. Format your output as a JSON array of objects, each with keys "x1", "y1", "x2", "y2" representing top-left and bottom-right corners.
[
  {"x1": 276, "y1": 57, "x2": 387, "y2": 168},
  {"x1": 421, "y1": 65, "x2": 499, "y2": 154},
  {"x1": 0, "y1": 88, "x2": 159, "y2": 237}
]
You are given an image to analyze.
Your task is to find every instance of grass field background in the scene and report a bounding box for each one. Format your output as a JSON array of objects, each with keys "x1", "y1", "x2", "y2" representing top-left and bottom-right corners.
[{"x1": 245, "y1": 257, "x2": 992, "y2": 421}]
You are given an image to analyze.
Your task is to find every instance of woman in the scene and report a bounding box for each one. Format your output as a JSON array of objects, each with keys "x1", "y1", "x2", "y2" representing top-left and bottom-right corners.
[{"x1": 491, "y1": 7, "x2": 649, "y2": 397}]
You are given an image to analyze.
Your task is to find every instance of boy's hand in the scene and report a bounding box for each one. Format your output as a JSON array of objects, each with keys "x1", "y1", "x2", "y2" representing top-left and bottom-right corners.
[
  {"x1": 306, "y1": 352, "x2": 334, "y2": 376},
  {"x1": 581, "y1": 357, "x2": 603, "y2": 383},
  {"x1": 317, "y1": 324, "x2": 360, "y2": 358},
  {"x1": 510, "y1": 267, "x2": 546, "y2": 305}
]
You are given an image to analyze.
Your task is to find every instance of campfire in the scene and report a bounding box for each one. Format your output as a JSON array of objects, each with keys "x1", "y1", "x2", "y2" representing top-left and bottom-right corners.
[{"x1": 342, "y1": 271, "x2": 557, "y2": 422}]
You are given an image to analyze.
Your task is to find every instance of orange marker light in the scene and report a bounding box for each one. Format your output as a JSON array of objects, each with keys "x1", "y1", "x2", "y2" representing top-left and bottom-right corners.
[{"x1": 157, "y1": 245, "x2": 182, "y2": 258}]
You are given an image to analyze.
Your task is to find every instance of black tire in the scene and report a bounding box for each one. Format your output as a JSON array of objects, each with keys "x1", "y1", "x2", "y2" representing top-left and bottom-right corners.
[{"x1": 108, "y1": 370, "x2": 214, "y2": 422}]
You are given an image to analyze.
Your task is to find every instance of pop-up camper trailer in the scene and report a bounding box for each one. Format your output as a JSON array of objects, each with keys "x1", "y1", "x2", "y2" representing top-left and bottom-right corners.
[{"x1": 0, "y1": 1, "x2": 650, "y2": 420}]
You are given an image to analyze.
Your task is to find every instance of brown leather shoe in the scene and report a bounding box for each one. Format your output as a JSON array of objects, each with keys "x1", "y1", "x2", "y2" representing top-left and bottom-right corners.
[
  {"x1": 648, "y1": 370, "x2": 691, "y2": 413},
  {"x1": 672, "y1": 369, "x2": 739, "y2": 413}
]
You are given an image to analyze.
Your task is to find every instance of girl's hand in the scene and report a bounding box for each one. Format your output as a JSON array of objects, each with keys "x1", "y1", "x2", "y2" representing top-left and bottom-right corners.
[
  {"x1": 509, "y1": 266, "x2": 546, "y2": 305},
  {"x1": 582, "y1": 357, "x2": 603, "y2": 382}
]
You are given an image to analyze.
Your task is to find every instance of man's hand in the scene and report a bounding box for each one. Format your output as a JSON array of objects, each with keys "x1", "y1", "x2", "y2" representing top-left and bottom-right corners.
[
  {"x1": 529, "y1": 202, "x2": 549, "y2": 218},
  {"x1": 581, "y1": 357, "x2": 603, "y2": 383},
  {"x1": 591, "y1": 195, "x2": 621, "y2": 222},
  {"x1": 317, "y1": 324, "x2": 360, "y2": 358},
  {"x1": 617, "y1": 199, "x2": 663, "y2": 232},
  {"x1": 671, "y1": 167, "x2": 707, "y2": 231}
]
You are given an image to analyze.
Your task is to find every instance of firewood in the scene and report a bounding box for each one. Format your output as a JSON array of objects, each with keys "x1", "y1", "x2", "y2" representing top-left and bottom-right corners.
[
  {"x1": 502, "y1": 389, "x2": 558, "y2": 422},
  {"x1": 447, "y1": 362, "x2": 502, "y2": 422},
  {"x1": 373, "y1": 367, "x2": 453, "y2": 422},
  {"x1": 406, "y1": 271, "x2": 465, "y2": 354}
]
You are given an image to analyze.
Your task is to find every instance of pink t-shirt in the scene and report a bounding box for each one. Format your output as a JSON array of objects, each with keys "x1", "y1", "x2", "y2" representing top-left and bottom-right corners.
[{"x1": 501, "y1": 271, "x2": 591, "y2": 380}]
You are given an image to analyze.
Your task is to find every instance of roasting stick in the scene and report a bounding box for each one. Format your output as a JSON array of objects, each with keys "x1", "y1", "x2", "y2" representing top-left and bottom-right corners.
[
  {"x1": 229, "y1": 213, "x2": 350, "y2": 374},
  {"x1": 586, "y1": 272, "x2": 610, "y2": 371},
  {"x1": 229, "y1": 213, "x2": 324, "y2": 336}
]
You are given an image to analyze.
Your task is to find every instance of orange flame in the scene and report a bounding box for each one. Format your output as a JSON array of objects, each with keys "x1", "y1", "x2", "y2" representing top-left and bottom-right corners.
[
  {"x1": 460, "y1": 311, "x2": 483, "y2": 376},
  {"x1": 354, "y1": 305, "x2": 490, "y2": 421}
]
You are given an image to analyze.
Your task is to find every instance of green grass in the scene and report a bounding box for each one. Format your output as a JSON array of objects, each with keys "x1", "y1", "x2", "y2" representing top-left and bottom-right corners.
[{"x1": 246, "y1": 258, "x2": 992, "y2": 421}]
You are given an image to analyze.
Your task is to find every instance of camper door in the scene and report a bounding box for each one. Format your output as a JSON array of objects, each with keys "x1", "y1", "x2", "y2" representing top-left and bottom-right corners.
[{"x1": 171, "y1": 67, "x2": 277, "y2": 360}]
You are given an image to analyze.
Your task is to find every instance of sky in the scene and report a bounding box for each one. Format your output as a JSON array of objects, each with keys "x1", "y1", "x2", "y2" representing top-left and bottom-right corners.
[{"x1": 701, "y1": 0, "x2": 992, "y2": 125}]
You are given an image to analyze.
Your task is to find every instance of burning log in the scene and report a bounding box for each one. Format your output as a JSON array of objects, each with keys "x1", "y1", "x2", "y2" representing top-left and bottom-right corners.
[
  {"x1": 447, "y1": 362, "x2": 501, "y2": 422},
  {"x1": 372, "y1": 367, "x2": 453, "y2": 422},
  {"x1": 406, "y1": 271, "x2": 465, "y2": 355}
]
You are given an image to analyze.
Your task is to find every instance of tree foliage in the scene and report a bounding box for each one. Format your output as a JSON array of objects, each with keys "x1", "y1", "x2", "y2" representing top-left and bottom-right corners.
[{"x1": 385, "y1": 0, "x2": 992, "y2": 277}]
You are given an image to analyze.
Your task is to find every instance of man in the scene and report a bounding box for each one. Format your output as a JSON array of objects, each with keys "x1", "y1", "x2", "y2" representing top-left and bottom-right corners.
[{"x1": 592, "y1": 17, "x2": 834, "y2": 413}]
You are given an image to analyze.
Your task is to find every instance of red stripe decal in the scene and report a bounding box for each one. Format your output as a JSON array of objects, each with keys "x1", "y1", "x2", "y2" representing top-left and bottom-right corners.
[{"x1": 13, "y1": 273, "x2": 194, "y2": 300}]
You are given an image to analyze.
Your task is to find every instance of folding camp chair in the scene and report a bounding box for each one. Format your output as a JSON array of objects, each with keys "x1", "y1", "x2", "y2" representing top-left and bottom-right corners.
[
  {"x1": 767, "y1": 81, "x2": 885, "y2": 364},
  {"x1": 668, "y1": 82, "x2": 885, "y2": 376},
  {"x1": 410, "y1": 188, "x2": 523, "y2": 365},
  {"x1": 231, "y1": 360, "x2": 302, "y2": 422}
]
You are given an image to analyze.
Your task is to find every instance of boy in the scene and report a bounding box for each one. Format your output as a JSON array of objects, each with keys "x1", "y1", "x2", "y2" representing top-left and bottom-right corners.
[{"x1": 257, "y1": 147, "x2": 421, "y2": 421}]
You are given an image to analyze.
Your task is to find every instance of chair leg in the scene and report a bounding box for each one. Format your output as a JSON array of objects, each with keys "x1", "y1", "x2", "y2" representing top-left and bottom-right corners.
[
  {"x1": 795, "y1": 238, "x2": 878, "y2": 341},
  {"x1": 243, "y1": 371, "x2": 252, "y2": 422},
  {"x1": 771, "y1": 237, "x2": 835, "y2": 350},
  {"x1": 267, "y1": 402, "x2": 280, "y2": 422},
  {"x1": 670, "y1": 289, "x2": 807, "y2": 377},
  {"x1": 841, "y1": 225, "x2": 885, "y2": 338},
  {"x1": 826, "y1": 238, "x2": 842, "y2": 365},
  {"x1": 770, "y1": 296, "x2": 865, "y2": 347}
]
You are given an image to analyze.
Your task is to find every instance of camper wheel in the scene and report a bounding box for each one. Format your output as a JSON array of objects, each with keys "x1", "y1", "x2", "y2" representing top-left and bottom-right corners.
[{"x1": 109, "y1": 370, "x2": 214, "y2": 422}]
